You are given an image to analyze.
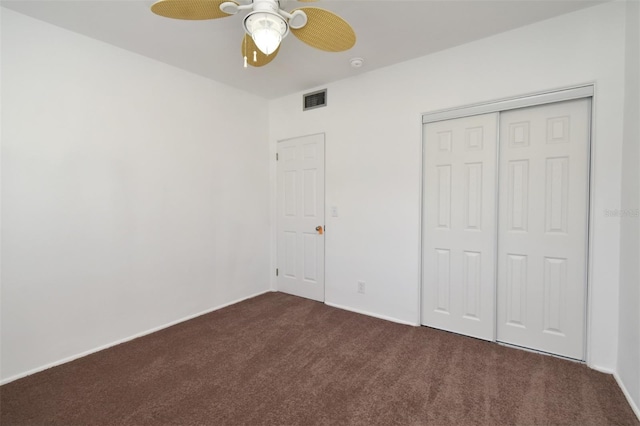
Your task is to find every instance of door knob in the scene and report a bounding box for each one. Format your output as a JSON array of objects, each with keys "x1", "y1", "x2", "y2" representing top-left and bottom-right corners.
[{"x1": 316, "y1": 226, "x2": 323, "y2": 235}]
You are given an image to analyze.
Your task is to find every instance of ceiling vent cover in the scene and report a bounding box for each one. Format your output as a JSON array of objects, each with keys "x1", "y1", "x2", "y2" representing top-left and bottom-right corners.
[{"x1": 303, "y1": 89, "x2": 327, "y2": 111}]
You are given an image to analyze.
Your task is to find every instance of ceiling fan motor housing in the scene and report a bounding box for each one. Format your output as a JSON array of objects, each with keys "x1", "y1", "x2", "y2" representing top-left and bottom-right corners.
[
  {"x1": 243, "y1": 12, "x2": 290, "y2": 38},
  {"x1": 252, "y1": 0, "x2": 280, "y2": 14},
  {"x1": 243, "y1": 0, "x2": 289, "y2": 35}
]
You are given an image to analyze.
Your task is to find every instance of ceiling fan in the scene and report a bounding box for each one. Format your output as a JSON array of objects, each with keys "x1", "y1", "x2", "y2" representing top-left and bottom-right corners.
[{"x1": 150, "y1": 0, "x2": 356, "y2": 67}]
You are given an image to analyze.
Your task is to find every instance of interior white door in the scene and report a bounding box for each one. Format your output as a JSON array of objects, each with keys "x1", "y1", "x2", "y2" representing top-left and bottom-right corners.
[
  {"x1": 422, "y1": 113, "x2": 498, "y2": 341},
  {"x1": 497, "y1": 99, "x2": 590, "y2": 360},
  {"x1": 276, "y1": 134, "x2": 325, "y2": 302}
]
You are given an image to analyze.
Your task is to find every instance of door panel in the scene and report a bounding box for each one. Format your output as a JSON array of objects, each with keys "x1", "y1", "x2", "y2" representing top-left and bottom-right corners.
[
  {"x1": 422, "y1": 113, "x2": 498, "y2": 341},
  {"x1": 277, "y1": 134, "x2": 325, "y2": 302},
  {"x1": 497, "y1": 99, "x2": 590, "y2": 360}
]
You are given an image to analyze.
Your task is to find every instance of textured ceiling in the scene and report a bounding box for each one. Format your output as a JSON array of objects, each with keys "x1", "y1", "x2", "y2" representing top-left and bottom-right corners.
[{"x1": 1, "y1": 0, "x2": 605, "y2": 99}]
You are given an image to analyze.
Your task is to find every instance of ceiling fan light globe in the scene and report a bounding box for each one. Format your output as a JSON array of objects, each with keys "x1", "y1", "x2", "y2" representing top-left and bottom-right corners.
[
  {"x1": 244, "y1": 11, "x2": 288, "y2": 56},
  {"x1": 252, "y1": 29, "x2": 281, "y2": 55}
]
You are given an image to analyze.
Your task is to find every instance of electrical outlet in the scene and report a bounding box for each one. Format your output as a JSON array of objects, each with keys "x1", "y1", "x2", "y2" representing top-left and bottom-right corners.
[{"x1": 357, "y1": 281, "x2": 366, "y2": 294}]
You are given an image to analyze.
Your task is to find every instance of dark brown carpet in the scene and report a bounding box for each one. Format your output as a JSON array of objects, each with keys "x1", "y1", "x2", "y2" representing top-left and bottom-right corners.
[{"x1": 1, "y1": 292, "x2": 638, "y2": 426}]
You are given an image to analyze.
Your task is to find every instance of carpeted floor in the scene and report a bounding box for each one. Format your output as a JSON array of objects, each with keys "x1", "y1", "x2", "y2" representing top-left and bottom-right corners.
[{"x1": 1, "y1": 292, "x2": 638, "y2": 425}]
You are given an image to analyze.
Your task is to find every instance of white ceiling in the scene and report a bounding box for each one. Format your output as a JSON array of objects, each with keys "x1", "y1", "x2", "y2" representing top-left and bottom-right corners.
[{"x1": 1, "y1": 0, "x2": 605, "y2": 99}]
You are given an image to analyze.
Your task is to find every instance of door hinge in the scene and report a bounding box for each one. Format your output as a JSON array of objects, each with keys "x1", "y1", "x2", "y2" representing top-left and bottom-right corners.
[
  {"x1": 276, "y1": 153, "x2": 279, "y2": 161},
  {"x1": 276, "y1": 268, "x2": 279, "y2": 276}
]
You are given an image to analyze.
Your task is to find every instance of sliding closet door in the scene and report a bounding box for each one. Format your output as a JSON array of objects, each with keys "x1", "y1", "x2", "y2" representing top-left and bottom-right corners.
[
  {"x1": 497, "y1": 99, "x2": 590, "y2": 360},
  {"x1": 422, "y1": 113, "x2": 498, "y2": 341}
]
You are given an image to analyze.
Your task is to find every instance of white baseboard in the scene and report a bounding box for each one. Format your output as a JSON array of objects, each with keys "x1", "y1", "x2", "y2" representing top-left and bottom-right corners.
[
  {"x1": 324, "y1": 301, "x2": 419, "y2": 327},
  {"x1": 0, "y1": 290, "x2": 271, "y2": 386},
  {"x1": 614, "y1": 372, "x2": 640, "y2": 421},
  {"x1": 588, "y1": 365, "x2": 639, "y2": 421},
  {"x1": 587, "y1": 364, "x2": 615, "y2": 375}
]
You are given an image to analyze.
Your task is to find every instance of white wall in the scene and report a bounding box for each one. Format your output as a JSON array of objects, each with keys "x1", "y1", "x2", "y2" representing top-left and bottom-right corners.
[
  {"x1": 1, "y1": 9, "x2": 270, "y2": 382},
  {"x1": 269, "y1": 2, "x2": 626, "y2": 370},
  {"x1": 618, "y1": 0, "x2": 640, "y2": 415},
  {"x1": 0, "y1": 5, "x2": 4, "y2": 376}
]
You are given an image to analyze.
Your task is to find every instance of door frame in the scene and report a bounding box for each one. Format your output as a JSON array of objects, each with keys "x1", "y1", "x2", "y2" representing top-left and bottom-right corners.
[
  {"x1": 274, "y1": 132, "x2": 327, "y2": 301},
  {"x1": 419, "y1": 83, "x2": 596, "y2": 362}
]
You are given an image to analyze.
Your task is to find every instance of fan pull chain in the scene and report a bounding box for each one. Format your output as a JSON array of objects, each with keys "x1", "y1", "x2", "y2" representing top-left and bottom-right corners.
[
  {"x1": 254, "y1": 51, "x2": 257, "y2": 63},
  {"x1": 243, "y1": 37, "x2": 247, "y2": 68}
]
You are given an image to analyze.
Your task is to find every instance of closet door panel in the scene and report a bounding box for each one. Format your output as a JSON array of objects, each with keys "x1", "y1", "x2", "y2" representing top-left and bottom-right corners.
[
  {"x1": 422, "y1": 113, "x2": 498, "y2": 341},
  {"x1": 497, "y1": 99, "x2": 590, "y2": 360}
]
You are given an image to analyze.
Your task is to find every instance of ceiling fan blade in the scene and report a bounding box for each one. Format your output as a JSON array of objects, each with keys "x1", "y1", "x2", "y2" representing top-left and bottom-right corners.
[
  {"x1": 290, "y1": 8, "x2": 356, "y2": 52},
  {"x1": 151, "y1": 0, "x2": 234, "y2": 20},
  {"x1": 241, "y1": 34, "x2": 280, "y2": 67}
]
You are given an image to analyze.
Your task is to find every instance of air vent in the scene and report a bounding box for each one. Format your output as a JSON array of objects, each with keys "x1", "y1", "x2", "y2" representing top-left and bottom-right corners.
[{"x1": 303, "y1": 89, "x2": 327, "y2": 111}]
